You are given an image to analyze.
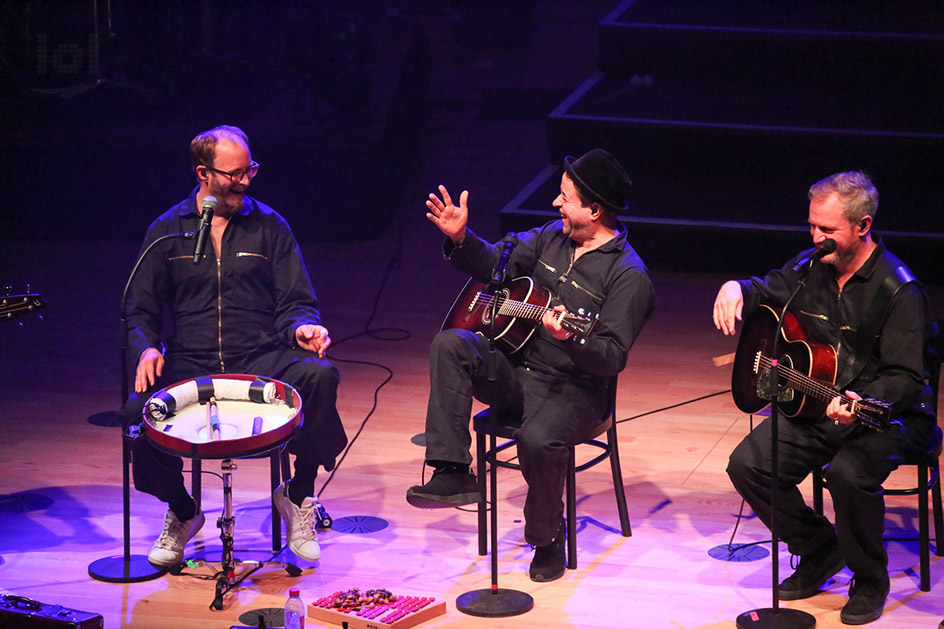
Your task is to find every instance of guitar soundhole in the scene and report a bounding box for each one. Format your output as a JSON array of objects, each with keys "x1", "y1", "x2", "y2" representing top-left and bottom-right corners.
[{"x1": 479, "y1": 288, "x2": 509, "y2": 327}]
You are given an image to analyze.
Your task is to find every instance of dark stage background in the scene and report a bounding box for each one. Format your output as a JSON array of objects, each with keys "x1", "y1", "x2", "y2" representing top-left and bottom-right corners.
[{"x1": 1, "y1": 0, "x2": 942, "y2": 278}]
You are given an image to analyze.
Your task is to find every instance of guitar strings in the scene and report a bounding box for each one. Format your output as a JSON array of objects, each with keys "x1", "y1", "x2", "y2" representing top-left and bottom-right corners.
[
  {"x1": 473, "y1": 292, "x2": 553, "y2": 321},
  {"x1": 754, "y1": 354, "x2": 889, "y2": 428},
  {"x1": 756, "y1": 353, "x2": 852, "y2": 406}
]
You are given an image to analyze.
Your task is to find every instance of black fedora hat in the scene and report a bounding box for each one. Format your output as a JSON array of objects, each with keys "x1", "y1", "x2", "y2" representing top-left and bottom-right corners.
[{"x1": 563, "y1": 149, "x2": 633, "y2": 213}]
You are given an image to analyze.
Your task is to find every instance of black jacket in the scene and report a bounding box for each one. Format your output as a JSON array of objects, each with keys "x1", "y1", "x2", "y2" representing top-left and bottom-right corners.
[
  {"x1": 445, "y1": 220, "x2": 654, "y2": 381},
  {"x1": 737, "y1": 242, "x2": 934, "y2": 424},
  {"x1": 127, "y1": 190, "x2": 320, "y2": 372}
]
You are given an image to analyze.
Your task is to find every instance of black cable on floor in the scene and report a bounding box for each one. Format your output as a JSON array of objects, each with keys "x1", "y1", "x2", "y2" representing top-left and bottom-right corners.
[
  {"x1": 312, "y1": 182, "x2": 414, "y2": 499},
  {"x1": 616, "y1": 388, "x2": 731, "y2": 425}
]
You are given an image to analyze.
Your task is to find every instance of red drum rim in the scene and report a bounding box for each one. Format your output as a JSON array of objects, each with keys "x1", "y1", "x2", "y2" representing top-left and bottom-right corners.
[{"x1": 142, "y1": 373, "x2": 303, "y2": 460}]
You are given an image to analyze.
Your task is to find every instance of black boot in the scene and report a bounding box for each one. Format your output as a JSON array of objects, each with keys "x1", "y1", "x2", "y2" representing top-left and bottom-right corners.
[
  {"x1": 406, "y1": 463, "x2": 479, "y2": 508},
  {"x1": 778, "y1": 540, "x2": 845, "y2": 600},
  {"x1": 840, "y1": 572, "x2": 889, "y2": 625},
  {"x1": 529, "y1": 519, "x2": 566, "y2": 582}
]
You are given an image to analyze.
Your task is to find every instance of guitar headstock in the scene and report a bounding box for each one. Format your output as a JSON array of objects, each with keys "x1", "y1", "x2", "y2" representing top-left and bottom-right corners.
[
  {"x1": 853, "y1": 397, "x2": 891, "y2": 431},
  {"x1": 1, "y1": 288, "x2": 47, "y2": 322},
  {"x1": 560, "y1": 311, "x2": 599, "y2": 340}
]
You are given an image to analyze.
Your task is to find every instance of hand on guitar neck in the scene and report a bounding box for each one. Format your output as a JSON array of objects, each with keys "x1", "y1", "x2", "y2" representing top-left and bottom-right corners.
[
  {"x1": 827, "y1": 389, "x2": 864, "y2": 426},
  {"x1": 542, "y1": 304, "x2": 575, "y2": 341}
]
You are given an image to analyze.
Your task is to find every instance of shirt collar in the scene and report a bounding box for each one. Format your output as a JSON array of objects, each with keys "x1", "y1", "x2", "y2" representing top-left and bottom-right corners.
[
  {"x1": 564, "y1": 220, "x2": 628, "y2": 253},
  {"x1": 846, "y1": 241, "x2": 885, "y2": 282}
]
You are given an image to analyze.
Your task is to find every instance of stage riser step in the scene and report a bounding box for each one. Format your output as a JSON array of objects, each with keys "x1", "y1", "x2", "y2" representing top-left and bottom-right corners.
[
  {"x1": 498, "y1": 165, "x2": 944, "y2": 283},
  {"x1": 599, "y1": 0, "x2": 944, "y2": 88},
  {"x1": 545, "y1": 117, "x2": 943, "y2": 234}
]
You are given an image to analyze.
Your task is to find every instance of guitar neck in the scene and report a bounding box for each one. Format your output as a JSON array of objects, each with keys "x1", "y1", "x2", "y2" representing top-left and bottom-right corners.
[
  {"x1": 755, "y1": 353, "x2": 864, "y2": 418},
  {"x1": 473, "y1": 292, "x2": 551, "y2": 323}
]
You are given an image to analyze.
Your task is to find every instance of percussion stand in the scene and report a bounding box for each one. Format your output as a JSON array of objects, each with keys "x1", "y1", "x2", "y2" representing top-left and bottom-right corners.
[
  {"x1": 89, "y1": 232, "x2": 194, "y2": 584},
  {"x1": 204, "y1": 458, "x2": 301, "y2": 611},
  {"x1": 736, "y1": 274, "x2": 815, "y2": 629}
]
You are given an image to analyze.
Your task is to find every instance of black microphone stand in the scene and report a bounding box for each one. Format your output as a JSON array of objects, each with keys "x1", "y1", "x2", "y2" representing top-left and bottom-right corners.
[
  {"x1": 89, "y1": 232, "x2": 195, "y2": 583},
  {"x1": 457, "y1": 238, "x2": 533, "y2": 618},
  {"x1": 736, "y1": 269, "x2": 816, "y2": 629}
]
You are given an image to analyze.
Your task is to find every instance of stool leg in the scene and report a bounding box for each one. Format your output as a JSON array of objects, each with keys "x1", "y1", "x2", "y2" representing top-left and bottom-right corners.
[
  {"x1": 477, "y1": 430, "x2": 487, "y2": 556},
  {"x1": 191, "y1": 459, "x2": 203, "y2": 514},
  {"x1": 919, "y1": 463, "x2": 930, "y2": 591},
  {"x1": 566, "y1": 446, "x2": 577, "y2": 570},
  {"x1": 607, "y1": 424, "x2": 632, "y2": 537},
  {"x1": 932, "y1": 464, "x2": 944, "y2": 557},
  {"x1": 270, "y1": 449, "x2": 282, "y2": 552},
  {"x1": 812, "y1": 468, "x2": 824, "y2": 517}
]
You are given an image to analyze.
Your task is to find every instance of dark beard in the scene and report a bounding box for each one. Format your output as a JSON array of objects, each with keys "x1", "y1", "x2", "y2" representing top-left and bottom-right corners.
[{"x1": 824, "y1": 240, "x2": 860, "y2": 270}]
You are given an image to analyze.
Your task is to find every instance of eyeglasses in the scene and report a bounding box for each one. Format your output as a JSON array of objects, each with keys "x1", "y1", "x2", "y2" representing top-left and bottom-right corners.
[{"x1": 204, "y1": 160, "x2": 260, "y2": 182}]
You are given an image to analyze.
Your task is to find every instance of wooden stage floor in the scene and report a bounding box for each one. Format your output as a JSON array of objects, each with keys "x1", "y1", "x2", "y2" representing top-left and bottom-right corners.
[{"x1": 1, "y1": 229, "x2": 942, "y2": 629}]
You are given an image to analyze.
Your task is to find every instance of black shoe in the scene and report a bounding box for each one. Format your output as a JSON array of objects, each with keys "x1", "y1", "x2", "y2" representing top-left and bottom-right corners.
[
  {"x1": 405, "y1": 465, "x2": 479, "y2": 508},
  {"x1": 529, "y1": 520, "x2": 566, "y2": 582},
  {"x1": 840, "y1": 573, "x2": 889, "y2": 625},
  {"x1": 778, "y1": 542, "x2": 845, "y2": 601}
]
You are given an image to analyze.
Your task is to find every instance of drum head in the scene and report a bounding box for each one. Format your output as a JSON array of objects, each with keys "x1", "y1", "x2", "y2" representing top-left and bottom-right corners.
[{"x1": 142, "y1": 374, "x2": 302, "y2": 459}]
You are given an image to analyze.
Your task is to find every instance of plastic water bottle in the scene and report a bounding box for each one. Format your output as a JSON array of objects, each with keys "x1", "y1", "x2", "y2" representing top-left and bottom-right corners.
[{"x1": 284, "y1": 587, "x2": 305, "y2": 629}]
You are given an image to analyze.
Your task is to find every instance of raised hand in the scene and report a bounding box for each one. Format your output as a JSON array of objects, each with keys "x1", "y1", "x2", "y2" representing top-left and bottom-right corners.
[{"x1": 426, "y1": 184, "x2": 469, "y2": 244}]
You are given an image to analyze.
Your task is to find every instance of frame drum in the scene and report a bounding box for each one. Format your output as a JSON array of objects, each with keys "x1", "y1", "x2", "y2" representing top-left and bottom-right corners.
[{"x1": 142, "y1": 374, "x2": 302, "y2": 459}]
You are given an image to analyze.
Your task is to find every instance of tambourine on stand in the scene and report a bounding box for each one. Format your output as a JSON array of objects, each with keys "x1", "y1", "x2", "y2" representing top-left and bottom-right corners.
[{"x1": 143, "y1": 373, "x2": 304, "y2": 609}]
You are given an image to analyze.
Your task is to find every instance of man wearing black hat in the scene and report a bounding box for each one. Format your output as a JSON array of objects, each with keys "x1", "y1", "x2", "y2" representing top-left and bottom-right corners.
[{"x1": 406, "y1": 149, "x2": 654, "y2": 581}]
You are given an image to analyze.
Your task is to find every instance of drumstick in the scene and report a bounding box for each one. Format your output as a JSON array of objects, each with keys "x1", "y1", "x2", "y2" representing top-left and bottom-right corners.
[{"x1": 208, "y1": 397, "x2": 221, "y2": 441}]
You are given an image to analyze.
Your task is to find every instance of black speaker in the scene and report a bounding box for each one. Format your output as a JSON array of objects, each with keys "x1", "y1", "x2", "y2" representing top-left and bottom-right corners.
[{"x1": 0, "y1": 594, "x2": 104, "y2": 629}]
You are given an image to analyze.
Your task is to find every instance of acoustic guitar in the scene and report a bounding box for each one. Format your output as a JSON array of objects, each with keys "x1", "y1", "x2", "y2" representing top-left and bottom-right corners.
[
  {"x1": 442, "y1": 277, "x2": 598, "y2": 354},
  {"x1": 731, "y1": 304, "x2": 890, "y2": 431}
]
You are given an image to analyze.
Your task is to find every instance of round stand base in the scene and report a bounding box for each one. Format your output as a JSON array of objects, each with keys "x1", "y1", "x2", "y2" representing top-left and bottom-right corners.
[
  {"x1": 239, "y1": 608, "x2": 284, "y2": 627},
  {"x1": 708, "y1": 543, "x2": 770, "y2": 562},
  {"x1": 456, "y1": 588, "x2": 533, "y2": 617},
  {"x1": 88, "y1": 555, "x2": 166, "y2": 583},
  {"x1": 736, "y1": 607, "x2": 816, "y2": 628}
]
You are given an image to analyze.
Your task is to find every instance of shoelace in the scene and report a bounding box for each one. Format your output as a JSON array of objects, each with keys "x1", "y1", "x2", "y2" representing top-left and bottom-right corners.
[
  {"x1": 289, "y1": 501, "x2": 317, "y2": 541},
  {"x1": 155, "y1": 516, "x2": 187, "y2": 550}
]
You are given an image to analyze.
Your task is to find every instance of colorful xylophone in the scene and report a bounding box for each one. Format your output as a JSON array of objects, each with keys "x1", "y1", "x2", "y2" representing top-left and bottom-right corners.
[{"x1": 308, "y1": 588, "x2": 446, "y2": 629}]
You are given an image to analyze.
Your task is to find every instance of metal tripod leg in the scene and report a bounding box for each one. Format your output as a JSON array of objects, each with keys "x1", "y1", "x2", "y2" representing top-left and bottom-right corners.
[{"x1": 205, "y1": 459, "x2": 301, "y2": 611}]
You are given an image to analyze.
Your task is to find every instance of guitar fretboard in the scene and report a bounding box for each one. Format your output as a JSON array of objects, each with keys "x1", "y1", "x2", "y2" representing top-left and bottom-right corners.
[{"x1": 471, "y1": 292, "x2": 551, "y2": 322}]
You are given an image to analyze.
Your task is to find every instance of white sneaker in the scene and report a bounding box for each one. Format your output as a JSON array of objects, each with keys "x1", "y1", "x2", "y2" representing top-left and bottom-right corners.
[
  {"x1": 148, "y1": 508, "x2": 205, "y2": 567},
  {"x1": 273, "y1": 480, "x2": 321, "y2": 561}
]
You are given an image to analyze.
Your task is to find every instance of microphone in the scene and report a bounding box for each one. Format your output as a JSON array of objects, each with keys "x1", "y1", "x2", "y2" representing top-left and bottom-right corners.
[
  {"x1": 192, "y1": 196, "x2": 217, "y2": 263},
  {"x1": 490, "y1": 233, "x2": 518, "y2": 285},
  {"x1": 792, "y1": 238, "x2": 836, "y2": 272}
]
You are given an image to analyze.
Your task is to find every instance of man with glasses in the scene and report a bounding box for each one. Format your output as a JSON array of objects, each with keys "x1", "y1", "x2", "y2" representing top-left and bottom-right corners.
[{"x1": 122, "y1": 125, "x2": 347, "y2": 568}]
